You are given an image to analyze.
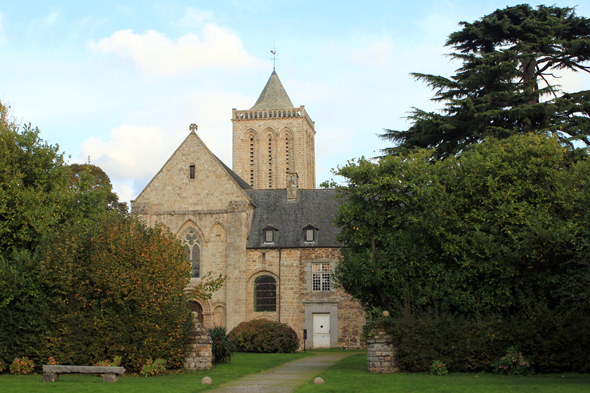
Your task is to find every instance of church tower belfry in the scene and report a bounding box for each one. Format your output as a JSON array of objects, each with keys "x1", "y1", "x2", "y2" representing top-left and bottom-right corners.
[{"x1": 232, "y1": 71, "x2": 316, "y2": 190}]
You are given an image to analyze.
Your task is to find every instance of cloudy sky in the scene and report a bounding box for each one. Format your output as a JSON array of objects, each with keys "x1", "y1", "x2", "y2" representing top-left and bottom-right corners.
[{"x1": 2, "y1": 1, "x2": 589, "y2": 203}]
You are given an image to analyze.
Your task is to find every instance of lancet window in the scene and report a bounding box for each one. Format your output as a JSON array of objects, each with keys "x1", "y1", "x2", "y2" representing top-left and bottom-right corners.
[{"x1": 182, "y1": 228, "x2": 201, "y2": 278}]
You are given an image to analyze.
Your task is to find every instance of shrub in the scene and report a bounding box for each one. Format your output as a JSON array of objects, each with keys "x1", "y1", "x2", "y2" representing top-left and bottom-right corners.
[
  {"x1": 376, "y1": 308, "x2": 590, "y2": 373},
  {"x1": 41, "y1": 214, "x2": 193, "y2": 371},
  {"x1": 10, "y1": 357, "x2": 34, "y2": 374},
  {"x1": 429, "y1": 360, "x2": 448, "y2": 376},
  {"x1": 492, "y1": 347, "x2": 533, "y2": 375},
  {"x1": 209, "y1": 326, "x2": 235, "y2": 364},
  {"x1": 96, "y1": 355, "x2": 122, "y2": 367},
  {"x1": 140, "y1": 358, "x2": 166, "y2": 376},
  {"x1": 228, "y1": 319, "x2": 299, "y2": 353},
  {"x1": 47, "y1": 356, "x2": 58, "y2": 365},
  {"x1": 0, "y1": 360, "x2": 4, "y2": 373}
]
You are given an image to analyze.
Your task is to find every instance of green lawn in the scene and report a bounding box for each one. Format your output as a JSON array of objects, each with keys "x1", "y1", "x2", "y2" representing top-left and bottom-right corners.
[
  {"x1": 0, "y1": 351, "x2": 310, "y2": 393},
  {"x1": 295, "y1": 353, "x2": 590, "y2": 393}
]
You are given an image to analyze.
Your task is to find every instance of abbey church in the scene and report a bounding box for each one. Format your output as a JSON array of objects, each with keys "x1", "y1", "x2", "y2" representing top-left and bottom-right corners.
[{"x1": 131, "y1": 71, "x2": 365, "y2": 349}]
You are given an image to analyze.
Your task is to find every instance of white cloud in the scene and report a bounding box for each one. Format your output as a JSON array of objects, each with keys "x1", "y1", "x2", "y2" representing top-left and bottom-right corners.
[
  {"x1": 80, "y1": 125, "x2": 178, "y2": 179},
  {"x1": 88, "y1": 24, "x2": 264, "y2": 76},
  {"x1": 77, "y1": 90, "x2": 253, "y2": 203},
  {"x1": 179, "y1": 7, "x2": 213, "y2": 27}
]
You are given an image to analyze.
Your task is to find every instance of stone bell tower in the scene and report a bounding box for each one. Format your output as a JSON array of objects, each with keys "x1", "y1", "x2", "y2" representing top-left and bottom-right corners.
[{"x1": 232, "y1": 71, "x2": 316, "y2": 190}]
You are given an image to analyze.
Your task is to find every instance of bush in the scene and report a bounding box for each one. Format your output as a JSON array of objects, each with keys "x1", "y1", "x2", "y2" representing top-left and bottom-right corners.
[
  {"x1": 492, "y1": 347, "x2": 533, "y2": 375},
  {"x1": 375, "y1": 308, "x2": 590, "y2": 373},
  {"x1": 40, "y1": 213, "x2": 193, "y2": 371},
  {"x1": 10, "y1": 357, "x2": 34, "y2": 374},
  {"x1": 209, "y1": 326, "x2": 235, "y2": 364},
  {"x1": 96, "y1": 355, "x2": 122, "y2": 367},
  {"x1": 0, "y1": 359, "x2": 4, "y2": 373},
  {"x1": 140, "y1": 358, "x2": 166, "y2": 376},
  {"x1": 228, "y1": 319, "x2": 299, "y2": 353},
  {"x1": 429, "y1": 360, "x2": 448, "y2": 376}
]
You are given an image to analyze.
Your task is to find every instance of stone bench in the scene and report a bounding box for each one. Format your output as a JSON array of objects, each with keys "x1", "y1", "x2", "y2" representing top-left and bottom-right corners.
[{"x1": 43, "y1": 365, "x2": 125, "y2": 383}]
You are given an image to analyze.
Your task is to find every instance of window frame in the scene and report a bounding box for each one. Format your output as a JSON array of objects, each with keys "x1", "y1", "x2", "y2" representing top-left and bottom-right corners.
[
  {"x1": 254, "y1": 275, "x2": 277, "y2": 312},
  {"x1": 312, "y1": 262, "x2": 331, "y2": 292}
]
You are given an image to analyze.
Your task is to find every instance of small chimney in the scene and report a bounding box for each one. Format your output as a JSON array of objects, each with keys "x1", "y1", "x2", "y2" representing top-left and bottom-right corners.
[{"x1": 287, "y1": 173, "x2": 299, "y2": 201}]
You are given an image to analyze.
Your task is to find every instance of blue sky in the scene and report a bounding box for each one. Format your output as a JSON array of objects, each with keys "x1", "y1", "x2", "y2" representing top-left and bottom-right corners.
[{"x1": 2, "y1": 1, "x2": 589, "y2": 203}]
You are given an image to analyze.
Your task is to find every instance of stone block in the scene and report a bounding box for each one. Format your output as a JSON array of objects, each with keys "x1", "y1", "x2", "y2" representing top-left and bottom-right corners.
[
  {"x1": 43, "y1": 373, "x2": 59, "y2": 382},
  {"x1": 103, "y1": 373, "x2": 119, "y2": 383}
]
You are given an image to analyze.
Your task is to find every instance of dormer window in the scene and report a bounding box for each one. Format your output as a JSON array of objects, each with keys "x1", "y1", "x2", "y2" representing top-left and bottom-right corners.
[
  {"x1": 304, "y1": 224, "x2": 317, "y2": 243},
  {"x1": 189, "y1": 164, "x2": 195, "y2": 179},
  {"x1": 265, "y1": 229, "x2": 274, "y2": 243},
  {"x1": 264, "y1": 225, "x2": 276, "y2": 243}
]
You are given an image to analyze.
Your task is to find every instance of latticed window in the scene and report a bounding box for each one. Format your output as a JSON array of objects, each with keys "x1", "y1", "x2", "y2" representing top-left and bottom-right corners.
[
  {"x1": 312, "y1": 263, "x2": 331, "y2": 291},
  {"x1": 265, "y1": 229, "x2": 274, "y2": 243},
  {"x1": 255, "y1": 275, "x2": 276, "y2": 312},
  {"x1": 182, "y1": 228, "x2": 201, "y2": 278}
]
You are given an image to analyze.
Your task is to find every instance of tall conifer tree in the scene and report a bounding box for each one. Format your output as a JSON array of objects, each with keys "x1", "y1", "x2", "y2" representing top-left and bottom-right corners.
[{"x1": 381, "y1": 4, "x2": 590, "y2": 158}]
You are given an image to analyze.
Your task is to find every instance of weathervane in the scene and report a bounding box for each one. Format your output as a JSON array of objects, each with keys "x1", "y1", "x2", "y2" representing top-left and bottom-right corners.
[{"x1": 270, "y1": 41, "x2": 277, "y2": 70}]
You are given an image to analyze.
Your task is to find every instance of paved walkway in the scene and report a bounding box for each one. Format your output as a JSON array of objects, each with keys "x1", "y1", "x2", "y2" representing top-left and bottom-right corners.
[{"x1": 210, "y1": 352, "x2": 356, "y2": 393}]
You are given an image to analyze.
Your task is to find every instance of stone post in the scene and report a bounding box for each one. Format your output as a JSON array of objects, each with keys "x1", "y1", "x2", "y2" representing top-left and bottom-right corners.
[
  {"x1": 184, "y1": 313, "x2": 213, "y2": 370},
  {"x1": 366, "y1": 329, "x2": 399, "y2": 373}
]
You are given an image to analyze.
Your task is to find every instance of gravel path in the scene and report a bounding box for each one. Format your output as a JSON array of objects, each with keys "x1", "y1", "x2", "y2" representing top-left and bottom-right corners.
[{"x1": 210, "y1": 352, "x2": 356, "y2": 393}]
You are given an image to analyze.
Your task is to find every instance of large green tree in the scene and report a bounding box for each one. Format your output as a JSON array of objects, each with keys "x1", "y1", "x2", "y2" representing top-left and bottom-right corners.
[
  {"x1": 381, "y1": 5, "x2": 590, "y2": 159},
  {"x1": 40, "y1": 213, "x2": 192, "y2": 370},
  {"x1": 0, "y1": 102, "x2": 120, "y2": 254},
  {"x1": 330, "y1": 134, "x2": 590, "y2": 317}
]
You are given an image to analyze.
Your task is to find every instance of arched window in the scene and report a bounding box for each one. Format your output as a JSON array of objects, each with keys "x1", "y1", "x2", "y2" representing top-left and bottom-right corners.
[
  {"x1": 268, "y1": 137, "x2": 272, "y2": 188},
  {"x1": 182, "y1": 228, "x2": 201, "y2": 278},
  {"x1": 254, "y1": 275, "x2": 276, "y2": 312},
  {"x1": 249, "y1": 137, "x2": 255, "y2": 186}
]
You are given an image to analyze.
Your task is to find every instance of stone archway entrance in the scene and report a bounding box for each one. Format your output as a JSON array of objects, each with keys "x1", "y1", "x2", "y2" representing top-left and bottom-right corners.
[{"x1": 188, "y1": 301, "x2": 204, "y2": 324}]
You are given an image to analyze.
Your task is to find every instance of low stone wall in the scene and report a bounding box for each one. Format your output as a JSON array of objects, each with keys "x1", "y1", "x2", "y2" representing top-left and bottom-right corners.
[
  {"x1": 366, "y1": 330, "x2": 399, "y2": 373},
  {"x1": 184, "y1": 313, "x2": 213, "y2": 370}
]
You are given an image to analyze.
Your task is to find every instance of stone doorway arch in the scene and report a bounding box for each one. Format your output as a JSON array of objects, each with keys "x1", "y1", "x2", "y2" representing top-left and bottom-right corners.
[{"x1": 188, "y1": 300, "x2": 204, "y2": 324}]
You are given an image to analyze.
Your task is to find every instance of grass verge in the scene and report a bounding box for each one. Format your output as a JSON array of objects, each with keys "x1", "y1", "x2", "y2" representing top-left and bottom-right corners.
[
  {"x1": 295, "y1": 353, "x2": 590, "y2": 393},
  {"x1": 0, "y1": 351, "x2": 311, "y2": 393}
]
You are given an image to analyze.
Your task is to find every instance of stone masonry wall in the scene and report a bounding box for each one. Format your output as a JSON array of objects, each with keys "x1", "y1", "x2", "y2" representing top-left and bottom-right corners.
[
  {"x1": 184, "y1": 314, "x2": 212, "y2": 370},
  {"x1": 232, "y1": 111, "x2": 316, "y2": 190},
  {"x1": 367, "y1": 330, "x2": 398, "y2": 373}
]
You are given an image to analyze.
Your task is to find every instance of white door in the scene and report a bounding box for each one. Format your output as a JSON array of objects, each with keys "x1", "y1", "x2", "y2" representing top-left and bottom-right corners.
[{"x1": 313, "y1": 314, "x2": 330, "y2": 348}]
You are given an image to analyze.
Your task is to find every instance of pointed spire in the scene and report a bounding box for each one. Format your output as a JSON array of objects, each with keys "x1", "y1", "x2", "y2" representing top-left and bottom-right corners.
[{"x1": 250, "y1": 71, "x2": 294, "y2": 110}]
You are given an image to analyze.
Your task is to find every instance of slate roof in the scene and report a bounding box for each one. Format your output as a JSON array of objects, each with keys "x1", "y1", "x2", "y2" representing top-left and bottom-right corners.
[
  {"x1": 250, "y1": 71, "x2": 295, "y2": 110},
  {"x1": 245, "y1": 189, "x2": 342, "y2": 249}
]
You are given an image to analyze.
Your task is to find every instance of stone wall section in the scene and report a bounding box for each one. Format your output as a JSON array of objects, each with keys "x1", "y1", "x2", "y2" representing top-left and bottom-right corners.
[
  {"x1": 184, "y1": 314, "x2": 212, "y2": 370},
  {"x1": 367, "y1": 330, "x2": 399, "y2": 373},
  {"x1": 232, "y1": 108, "x2": 316, "y2": 190},
  {"x1": 299, "y1": 248, "x2": 365, "y2": 349},
  {"x1": 243, "y1": 247, "x2": 364, "y2": 349},
  {"x1": 131, "y1": 131, "x2": 254, "y2": 332}
]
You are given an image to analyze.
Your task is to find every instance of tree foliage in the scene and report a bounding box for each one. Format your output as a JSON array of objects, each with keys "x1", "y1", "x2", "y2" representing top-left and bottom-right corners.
[
  {"x1": 40, "y1": 213, "x2": 192, "y2": 371},
  {"x1": 331, "y1": 134, "x2": 590, "y2": 317},
  {"x1": 381, "y1": 4, "x2": 590, "y2": 159},
  {"x1": 0, "y1": 101, "x2": 123, "y2": 254}
]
